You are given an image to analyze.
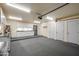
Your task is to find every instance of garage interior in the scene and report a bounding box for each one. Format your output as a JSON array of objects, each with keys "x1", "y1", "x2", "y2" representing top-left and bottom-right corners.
[{"x1": 0, "y1": 3, "x2": 79, "y2": 56}]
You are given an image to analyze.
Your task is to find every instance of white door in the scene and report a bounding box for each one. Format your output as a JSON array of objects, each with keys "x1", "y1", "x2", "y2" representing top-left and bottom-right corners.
[
  {"x1": 56, "y1": 21, "x2": 64, "y2": 41},
  {"x1": 67, "y1": 19, "x2": 79, "y2": 44}
]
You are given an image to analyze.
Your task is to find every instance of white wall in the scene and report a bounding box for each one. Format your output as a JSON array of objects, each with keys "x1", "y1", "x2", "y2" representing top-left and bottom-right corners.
[{"x1": 7, "y1": 20, "x2": 34, "y2": 37}]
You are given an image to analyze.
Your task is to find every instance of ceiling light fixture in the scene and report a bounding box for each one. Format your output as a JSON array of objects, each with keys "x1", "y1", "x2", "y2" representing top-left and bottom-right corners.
[
  {"x1": 34, "y1": 20, "x2": 40, "y2": 23},
  {"x1": 46, "y1": 16, "x2": 53, "y2": 20},
  {"x1": 6, "y1": 3, "x2": 31, "y2": 13},
  {"x1": 8, "y1": 16, "x2": 22, "y2": 20}
]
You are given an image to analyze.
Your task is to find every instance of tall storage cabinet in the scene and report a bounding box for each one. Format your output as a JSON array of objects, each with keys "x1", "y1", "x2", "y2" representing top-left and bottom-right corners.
[
  {"x1": 48, "y1": 21, "x2": 56, "y2": 39},
  {"x1": 39, "y1": 19, "x2": 79, "y2": 45},
  {"x1": 56, "y1": 21, "x2": 64, "y2": 41},
  {"x1": 55, "y1": 19, "x2": 79, "y2": 45},
  {"x1": 67, "y1": 19, "x2": 79, "y2": 44},
  {"x1": 77, "y1": 19, "x2": 79, "y2": 44}
]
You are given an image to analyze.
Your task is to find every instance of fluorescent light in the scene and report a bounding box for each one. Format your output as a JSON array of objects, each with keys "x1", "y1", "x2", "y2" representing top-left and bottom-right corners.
[
  {"x1": 34, "y1": 20, "x2": 40, "y2": 23},
  {"x1": 8, "y1": 16, "x2": 22, "y2": 20},
  {"x1": 6, "y1": 3, "x2": 31, "y2": 13},
  {"x1": 46, "y1": 16, "x2": 53, "y2": 20}
]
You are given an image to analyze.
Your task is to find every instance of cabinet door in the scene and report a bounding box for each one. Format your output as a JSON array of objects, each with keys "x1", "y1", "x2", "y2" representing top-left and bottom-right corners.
[
  {"x1": 67, "y1": 19, "x2": 78, "y2": 44},
  {"x1": 77, "y1": 19, "x2": 79, "y2": 44},
  {"x1": 48, "y1": 22, "x2": 56, "y2": 39},
  {"x1": 56, "y1": 21, "x2": 64, "y2": 41}
]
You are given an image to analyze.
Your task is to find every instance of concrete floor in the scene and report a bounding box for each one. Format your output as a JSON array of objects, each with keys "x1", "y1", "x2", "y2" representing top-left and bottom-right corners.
[{"x1": 10, "y1": 36, "x2": 79, "y2": 56}]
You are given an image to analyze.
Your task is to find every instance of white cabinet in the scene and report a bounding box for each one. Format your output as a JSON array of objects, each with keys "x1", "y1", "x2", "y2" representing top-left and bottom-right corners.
[
  {"x1": 40, "y1": 23, "x2": 48, "y2": 37},
  {"x1": 56, "y1": 19, "x2": 79, "y2": 45},
  {"x1": 16, "y1": 31, "x2": 34, "y2": 37},
  {"x1": 67, "y1": 19, "x2": 79, "y2": 44},
  {"x1": 48, "y1": 21, "x2": 56, "y2": 39},
  {"x1": 77, "y1": 19, "x2": 79, "y2": 44},
  {"x1": 38, "y1": 19, "x2": 79, "y2": 45},
  {"x1": 56, "y1": 21, "x2": 64, "y2": 41}
]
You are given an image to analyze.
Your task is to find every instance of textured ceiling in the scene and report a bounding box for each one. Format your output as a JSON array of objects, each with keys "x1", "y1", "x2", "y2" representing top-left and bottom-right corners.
[{"x1": 1, "y1": 3, "x2": 79, "y2": 23}]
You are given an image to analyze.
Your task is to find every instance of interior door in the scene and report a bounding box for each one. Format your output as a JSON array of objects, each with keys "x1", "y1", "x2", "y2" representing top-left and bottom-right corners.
[
  {"x1": 67, "y1": 19, "x2": 78, "y2": 44},
  {"x1": 56, "y1": 21, "x2": 64, "y2": 41}
]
